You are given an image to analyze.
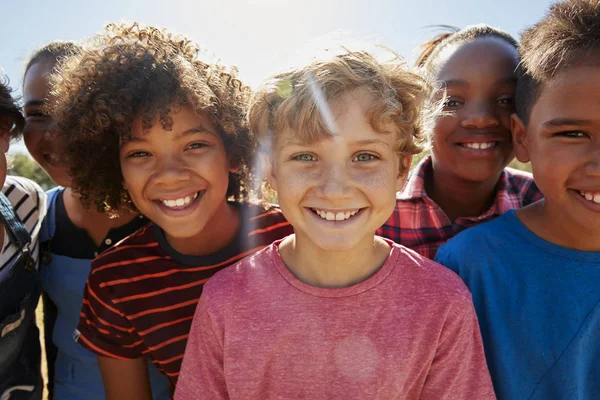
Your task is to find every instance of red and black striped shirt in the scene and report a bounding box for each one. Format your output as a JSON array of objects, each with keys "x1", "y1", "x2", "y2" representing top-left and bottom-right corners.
[{"x1": 76, "y1": 203, "x2": 292, "y2": 389}]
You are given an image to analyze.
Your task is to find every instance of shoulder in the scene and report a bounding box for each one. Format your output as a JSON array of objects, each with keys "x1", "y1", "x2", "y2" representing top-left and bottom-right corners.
[
  {"x1": 503, "y1": 167, "x2": 543, "y2": 203},
  {"x1": 3, "y1": 176, "x2": 47, "y2": 208},
  {"x1": 392, "y1": 244, "x2": 472, "y2": 302},
  {"x1": 243, "y1": 203, "x2": 288, "y2": 226},
  {"x1": 242, "y1": 202, "x2": 293, "y2": 240},
  {"x1": 435, "y1": 212, "x2": 520, "y2": 270},
  {"x1": 91, "y1": 222, "x2": 155, "y2": 271},
  {"x1": 202, "y1": 242, "x2": 279, "y2": 308},
  {"x1": 3, "y1": 176, "x2": 48, "y2": 233}
]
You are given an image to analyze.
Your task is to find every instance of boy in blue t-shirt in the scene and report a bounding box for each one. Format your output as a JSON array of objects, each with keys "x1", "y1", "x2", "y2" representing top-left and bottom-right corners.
[{"x1": 435, "y1": 1, "x2": 600, "y2": 399}]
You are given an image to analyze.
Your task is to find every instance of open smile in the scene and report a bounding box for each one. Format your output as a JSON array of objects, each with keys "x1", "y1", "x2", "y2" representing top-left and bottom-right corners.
[
  {"x1": 458, "y1": 141, "x2": 499, "y2": 150},
  {"x1": 579, "y1": 190, "x2": 600, "y2": 204},
  {"x1": 309, "y1": 208, "x2": 363, "y2": 222},
  {"x1": 155, "y1": 190, "x2": 204, "y2": 214}
]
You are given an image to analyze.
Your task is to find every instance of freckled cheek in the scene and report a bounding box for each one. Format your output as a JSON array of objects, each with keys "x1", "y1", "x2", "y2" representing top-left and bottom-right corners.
[{"x1": 354, "y1": 169, "x2": 396, "y2": 192}]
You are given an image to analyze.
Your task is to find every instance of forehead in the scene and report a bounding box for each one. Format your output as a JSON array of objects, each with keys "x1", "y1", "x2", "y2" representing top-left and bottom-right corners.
[
  {"x1": 277, "y1": 89, "x2": 396, "y2": 148},
  {"x1": 128, "y1": 106, "x2": 218, "y2": 138},
  {"x1": 530, "y1": 66, "x2": 600, "y2": 126},
  {"x1": 23, "y1": 59, "x2": 54, "y2": 101},
  {"x1": 436, "y1": 37, "x2": 518, "y2": 82}
]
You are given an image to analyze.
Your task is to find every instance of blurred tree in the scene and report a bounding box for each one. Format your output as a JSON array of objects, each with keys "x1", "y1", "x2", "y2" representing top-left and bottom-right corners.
[{"x1": 7, "y1": 152, "x2": 56, "y2": 190}]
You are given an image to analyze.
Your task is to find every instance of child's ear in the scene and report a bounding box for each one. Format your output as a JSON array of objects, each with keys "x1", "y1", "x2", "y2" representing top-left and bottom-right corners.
[
  {"x1": 396, "y1": 155, "x2": 412, "y2": 192},
  {"x1": 228, "y1": 157, "x2": 240, "y2": 174},
  {"x1": 511, "y1": 114, "x2": 530, "y2": 163}
]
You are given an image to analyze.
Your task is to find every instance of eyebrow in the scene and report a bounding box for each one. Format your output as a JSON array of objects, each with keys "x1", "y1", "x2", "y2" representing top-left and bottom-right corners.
[
  {"x1": 353, "y1": 138, "x2": 391, "y2": 147},
  {"x1": 126, "y1": 124, "x2": 217, "y2": 143},
  {"x1": 442, "y1": 76, "x2": 516, "y2": 88},
  {"x1": 543, "y1": 118, "x2": 590, "y2": 128}
]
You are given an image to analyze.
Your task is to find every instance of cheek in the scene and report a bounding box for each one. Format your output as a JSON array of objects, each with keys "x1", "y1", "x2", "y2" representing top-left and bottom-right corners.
[{"x1": 23, "y1": 132, "x2": 42, "y2": 157}]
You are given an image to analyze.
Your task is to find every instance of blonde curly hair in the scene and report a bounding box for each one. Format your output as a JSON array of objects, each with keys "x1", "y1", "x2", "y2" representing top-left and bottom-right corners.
[
  {"x1": 249, "y1": 46, "x2": 435, "y2": 176},
  {"x1": 49, "y1": 22, "x2": 252, "y2": 212}
]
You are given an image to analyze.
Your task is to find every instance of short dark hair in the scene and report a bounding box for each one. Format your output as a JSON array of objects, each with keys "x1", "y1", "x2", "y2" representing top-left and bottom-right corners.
[
  {"x1": 516, "y1": 0, "x2": 600, "y2": 125},
  {"x1": 0, "y1": 73, "x2": 24, "y2": 140},
  {"x1": 416, "y1": 24, "x2": 518, "y2": 73},
  {"x1": 24, "y1": 41, "x2": 82, "y2": 78}
]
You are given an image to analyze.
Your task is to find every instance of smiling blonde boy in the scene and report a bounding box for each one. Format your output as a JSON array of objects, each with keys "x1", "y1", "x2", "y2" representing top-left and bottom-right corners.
[{"x1": 175, "y1": 48, "x2": 494, "y2": 400}]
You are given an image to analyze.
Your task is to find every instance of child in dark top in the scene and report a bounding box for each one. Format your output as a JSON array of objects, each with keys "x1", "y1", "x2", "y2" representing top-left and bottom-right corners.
[
  {"x1": 377, "y1": 25, "x2": 542, "y2": 259},
  {"x1": 435, "y1": 1, "x2": 600, "y2": 398},
  {"x1": 0, "y1": 72, "x2": 46, "y2": 400},
  {"x1": 22, "y1": 42, "x2": 170, "y2": 400},
  {"x1": 48, "y1": 23, "x2": 292, "y2": 399}
]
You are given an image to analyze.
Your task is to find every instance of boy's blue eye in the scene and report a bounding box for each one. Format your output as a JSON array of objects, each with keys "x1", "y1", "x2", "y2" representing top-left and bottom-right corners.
[
  {"x1": 292, "y1": 154, "x2": 317, "y2": 162},
  {"x1": 354, "y1": 153, "x2": 377, "y2": 162}
]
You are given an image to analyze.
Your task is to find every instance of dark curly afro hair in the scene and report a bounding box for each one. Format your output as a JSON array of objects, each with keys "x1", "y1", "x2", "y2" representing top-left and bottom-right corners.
[{"x1": 49, "y1": 22, "x2": 253, "y2": 213}]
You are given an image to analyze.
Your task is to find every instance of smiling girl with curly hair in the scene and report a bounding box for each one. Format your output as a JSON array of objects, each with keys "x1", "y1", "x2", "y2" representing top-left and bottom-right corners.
[{"x1": 49, "y1": 22, "x2": 292, "y2": 399}]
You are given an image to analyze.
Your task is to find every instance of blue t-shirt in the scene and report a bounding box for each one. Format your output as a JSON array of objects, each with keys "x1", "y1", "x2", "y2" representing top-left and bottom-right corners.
[{"x1": 435, "y1": 210, "x2": 600, "y2": 400}]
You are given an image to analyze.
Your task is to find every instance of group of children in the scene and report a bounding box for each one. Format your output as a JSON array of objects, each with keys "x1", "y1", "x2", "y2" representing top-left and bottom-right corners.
[{"x1": 0, "y1": 0, "x2": 598, "y2": 399}]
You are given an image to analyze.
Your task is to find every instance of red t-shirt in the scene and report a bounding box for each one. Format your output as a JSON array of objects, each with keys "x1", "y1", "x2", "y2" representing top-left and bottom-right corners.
[
  {"x1": 176, "y1": 239, "x2": 495, "y2": 400},
  {"x1": 76, "y1": 203, "x2": 292, "y2": 390}
]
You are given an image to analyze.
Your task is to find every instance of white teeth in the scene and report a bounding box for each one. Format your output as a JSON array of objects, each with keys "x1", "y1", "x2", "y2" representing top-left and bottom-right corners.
[
  {"x1": 313, "y1": 209, "x2": 360, "y2": 221},
  {"x1": 161, "y1": 192, "x2": 199, "y2": 208},
  {"x1": 464, "y1": 142, "x2": 495, "y2": 149},
  {"x1": 580, "y1": 191, "x2": 600, "y2": 204}
]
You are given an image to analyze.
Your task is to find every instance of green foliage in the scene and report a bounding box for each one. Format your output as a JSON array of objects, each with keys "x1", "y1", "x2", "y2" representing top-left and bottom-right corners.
[{"x1": 7, "y1": 152, "x2": 56, "y2": 190}]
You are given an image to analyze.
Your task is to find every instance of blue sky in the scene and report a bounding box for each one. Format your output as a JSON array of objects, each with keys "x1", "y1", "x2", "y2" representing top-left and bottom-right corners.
[
  {"x1": 3, "y1": 0, "x2": 554, "y2": 87},
  {"x1": 2, "y1": 0, "x2": 553, "y2": 151}
]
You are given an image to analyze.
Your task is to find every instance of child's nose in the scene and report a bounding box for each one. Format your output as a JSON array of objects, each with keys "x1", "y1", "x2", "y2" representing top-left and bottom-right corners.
[
  {"x1": 461, "y1": 103, "x2": 500, "y2": 129},
  {"x1": 317, "y1": 165, "x2": 353, "y2": 199},
  {"x1": 584, "y1": 145, "x2": 600, "y2": 176},
  {"x1": 153, "y1": 157, "x2": 192, "y2": 184}
]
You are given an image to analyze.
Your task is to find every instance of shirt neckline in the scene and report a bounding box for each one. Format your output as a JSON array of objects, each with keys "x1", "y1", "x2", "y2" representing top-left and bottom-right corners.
[
  {"x1": 152, "y1": 202, "x2": 249, "y2": 266},
  {"x1": 270, "y1": 238, "x2": 401, "y2": 298},
  {"x1": 506, "y1": 210, "x2": 600, "y2": 262}
]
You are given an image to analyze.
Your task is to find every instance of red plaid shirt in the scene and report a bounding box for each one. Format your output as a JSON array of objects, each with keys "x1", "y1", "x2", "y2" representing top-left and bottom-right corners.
[{"x1": 376, "y1": 156, "x2": 543, "y2": 259}]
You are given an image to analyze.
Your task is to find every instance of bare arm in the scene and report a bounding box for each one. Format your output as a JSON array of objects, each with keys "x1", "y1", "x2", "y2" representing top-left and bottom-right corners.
[{"x1": 98, "y1": 356, "x2": 153, "y2": 400}]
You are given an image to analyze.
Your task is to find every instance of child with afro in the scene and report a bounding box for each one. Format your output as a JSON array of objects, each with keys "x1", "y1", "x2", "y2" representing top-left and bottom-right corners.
[{"x1": 48, "y1": 23, "x2": 292, "y2": 399}]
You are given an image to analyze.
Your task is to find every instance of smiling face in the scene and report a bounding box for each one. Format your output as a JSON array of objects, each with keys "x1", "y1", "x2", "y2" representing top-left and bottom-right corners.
[
  {"x1": 512, "y1": 66, "x2": 600, "y2": 239},
  {"x1": 23, "y1": 59, "x2": 71, "y2": 186},
  {"x1": 430, "y1": 37, "x2": 518, "y2": 184},
  {"x1": 119, "y1": 106, "x2": 235, "y2": 247},
  {"x1": 268, "y1": 89, "x2": 407, "y2": 254}
]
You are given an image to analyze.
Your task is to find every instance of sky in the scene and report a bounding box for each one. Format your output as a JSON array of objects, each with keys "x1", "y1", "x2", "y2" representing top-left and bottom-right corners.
[{"x1": 2, "y1": 0, "x2": 554, "y2": 152}]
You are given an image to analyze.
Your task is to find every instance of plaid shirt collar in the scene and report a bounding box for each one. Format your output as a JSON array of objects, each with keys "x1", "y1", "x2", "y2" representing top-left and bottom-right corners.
[{"x1": 399, "y1": 155, "x2": 522, "y2": 220}]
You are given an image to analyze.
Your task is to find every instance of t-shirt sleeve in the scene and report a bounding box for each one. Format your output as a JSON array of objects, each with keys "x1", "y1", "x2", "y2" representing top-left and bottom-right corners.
[
  {"x1": 420, "y1": 298, "x2": 496, "y2": 399},
  {"x1": 76, "y1": 268, "x2": 145, "y2": 360},
  {"x1": 175, "y1": 293, "x2": 228, "y2": 400}
]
